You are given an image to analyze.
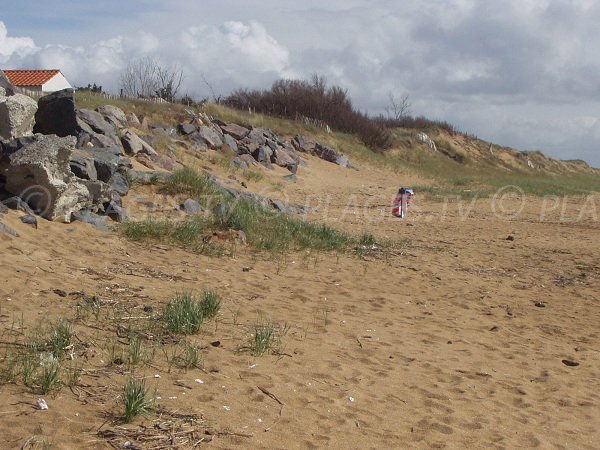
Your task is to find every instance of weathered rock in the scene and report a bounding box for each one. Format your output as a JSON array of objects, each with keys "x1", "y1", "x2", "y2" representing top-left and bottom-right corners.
[
  {"x1": 104, "y1": 200, "x2": 128, "y2": 222},
  {"x1": 191, "y1": 126, "x2": 223, "y2": 149},
  {"x1": 70, "y1": 146, "x2": 120, "y2": 182},
  {"x1": 126, "y1": 112, "x2": 142, "y2": 128},
  {"x1": 20, "y1": 214, "x2": 38, "y2": 228},
  {"x1": 221, "y1": 123, "x2": 249, "y2": 140},
  {"x1": 71, "y1": 210, "x2": 110, "y2": 231},
  {"x1": 248, "y1": 128, "x2": 267, "y2": 145},
  {"x1": 96, "y1": 105, "x2": 127, "y2": 129},
  {"x1": 77, "y1": 109, "x2": 116, "y2": 137},
  {"x1": 252, "y1": 146, "x2": 273, "y2": 169},
  {"x1": 292, "y1": 134, "x2": 317, "y2": 153},
  {"x1": 109, "y1": 172, "x2": 129, "y2": 197},
  {"x1": 223, "y1": 134, "x2": 238, "y2": 153},
  {"x1": 3, "y1": 135, "x2": 92, "y2": 221},
  {"x1": 1, "y1": 196, "x2": 36, "y2": 215},
  {"x1": 121, "y1": 128, "x2": 157, "y2": 156},
  {"x1": 283, "y1": 174, "x2": 298, "y2": 183},
  {"x1": 70, "y1": 149, "x2": 98, "y2": 180},
  {"x1": 0, "y1": 202, "x2": 7, "y2": 214},
  {"x1": 181, "y1": 198, "x2": 203, "y2": 214},
  {"x1": 178, "y1": 123, "x2": 197, "y2": 135},
  {"x1": 271, "y1": 145, "x2": 298, "y2": 169},
  {"x1": 81, "y1": 179, "x2": 111, "y2": 207},
  {"x1": 0, "y1": 93, "x2": 38, "y2": 140},
  {"x1": 231, "y1": 154, "x2": 256, "y2": 170},
  {"x1": 33, "y1": 89, "x2": 78, "y2": 137},
  {"x1": 314, "y1": 143, "x2": 352, "y2": 168},
  {"x1": 77, "y1": 129, "x2": 123, "y2": 150},
  {"x1": 0, "y1": 221, "x2": 18, "y2": 236}
]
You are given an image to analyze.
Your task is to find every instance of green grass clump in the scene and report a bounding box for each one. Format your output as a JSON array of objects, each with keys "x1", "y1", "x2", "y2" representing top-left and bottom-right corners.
[
  {"x1": 199, "y1": 289, "x2": 221, "y2": 319},
  {"x1": 163, "y1": 291, "x2": 205, "y2": 335},
  {"x1": 243, "y1": 321, "x2": 288, "y2": 356},
  {"x1": 165, "y1": 167, "x2": 224, "y2": 201},
  {"x1": 49, "y1": 319, "x2": 73, "y2": 359},
  {"x1": 122, "y1": 377, "x2": 153, "y2": 422},
  {"x1": 121, "y1": 216, "x2": 211, "y2": 249}
]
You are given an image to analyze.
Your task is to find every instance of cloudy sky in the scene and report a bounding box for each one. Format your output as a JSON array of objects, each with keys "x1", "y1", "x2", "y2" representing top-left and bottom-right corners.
[{"x1": 2, "y1": 0, "x2": 600, "y2": 166}]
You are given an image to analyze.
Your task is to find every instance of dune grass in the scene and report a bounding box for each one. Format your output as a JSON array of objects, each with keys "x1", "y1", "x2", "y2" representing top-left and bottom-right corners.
[{"x1": 121, "y1": 167, "x2": 356, "y2": 254}]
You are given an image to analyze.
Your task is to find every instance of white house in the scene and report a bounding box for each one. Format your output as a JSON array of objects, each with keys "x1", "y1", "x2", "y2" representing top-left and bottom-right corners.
[{"x1": 2, "y1": 69, "x2": 72, "y2": 93}]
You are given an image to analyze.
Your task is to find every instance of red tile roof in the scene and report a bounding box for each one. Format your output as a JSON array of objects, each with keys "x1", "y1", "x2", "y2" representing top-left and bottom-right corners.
[{"x1": 3, "y1": 70, "x2": 61, "y2": 87}]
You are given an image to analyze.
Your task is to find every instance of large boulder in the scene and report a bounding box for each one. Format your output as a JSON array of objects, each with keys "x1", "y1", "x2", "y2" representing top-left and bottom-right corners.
[
  {"x1": 33, "y1": 89, "x2": 79, "y2": 137},
  {"x1": 3, "y1": 134, "x2": 93, "y2": 221},
  {"x1": 0, "y1": 93, "x2": 38, "y2": 140}
]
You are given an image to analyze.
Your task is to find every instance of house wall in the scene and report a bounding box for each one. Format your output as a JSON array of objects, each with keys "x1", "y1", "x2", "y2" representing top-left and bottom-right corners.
[{"x1": 42, "y1": 73, "x2": 72, "y2": 92}]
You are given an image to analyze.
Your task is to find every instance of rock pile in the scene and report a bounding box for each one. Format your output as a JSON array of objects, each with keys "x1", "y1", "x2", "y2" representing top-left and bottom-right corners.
[{"x1": 1, "y1": 88, "x2": 351, "y2": 234}]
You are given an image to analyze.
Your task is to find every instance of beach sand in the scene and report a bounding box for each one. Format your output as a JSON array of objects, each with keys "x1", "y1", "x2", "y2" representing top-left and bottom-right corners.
[{"x1": 0, "y1": 155, "x2": 598, "y2": 449}]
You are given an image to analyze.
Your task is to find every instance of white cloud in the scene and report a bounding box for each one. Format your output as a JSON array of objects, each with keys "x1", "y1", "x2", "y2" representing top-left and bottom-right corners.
[{"x1": 0, "y1": 21, "x2": 37, "y2": 63}]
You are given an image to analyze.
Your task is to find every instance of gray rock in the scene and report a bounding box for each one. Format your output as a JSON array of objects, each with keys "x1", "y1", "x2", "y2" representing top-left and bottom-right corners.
[
  {"x1": 3, "y1": 134, "x2": 93, "y2": 221},
  {"x1": 292, "y1": 134, "x2": 317, "y2": 153},
  {"x1": 191, "y1": 126, "x2": 223, "y2": 149},
  {"x1": 109, "y1": 172, "x2": 129, "y2": 196},
  {"x1": 248, "y1": 128, "x2": 267, "y2": 145},
  {"x1": 178, "y1": 123, "x2": 197, "y2": 135},
  {"x1": 221, "y1": 123, "x2": 249, "y2": 140},
  {"x1": 20, "y1": 214, "x2": 38, "y2": 228},
  {"x1": 252, "y1": 146, "x2": 273, "y2": 168},
  {"x1": 77, "y1": 109, "x2": 116, "y2": 137},
  {"x1": 283, "y1": 174, "x2": 298, "y2": 183},
  {"x1": 223, "y1": 134, "x2": 238, "y2": 153},
  {"x1": 271, "y1": 145, "x2": 298, "y2": 168},
  {"x1": 181, "y1": 198, "x2": 203, "y2": 214},
  {"x1": 77, "y1": 129, "x2": 123, "y2": 150},
  {"x1": 80, "y1": 179, "x2": 111, "y2": 208},
  {"x1": 96, "y1": 105, "x2": 127, "y2": 129},
  {"x1": 70, "y1": 149, "x2": 98, "y2": 180},
  {"x1": 1, "y1": 196, "x2": 36, "y2": 215},
  {"x1": 71, "y1": 210, "x2": 110, "y2": 231},
  {"x1": 121, "y1": 128, "x2": 157, "y2": 156},
  {"x1": 88, "y1": 147, "x2": 121, "y2": 182},
  {"x1": 105, "y1": 200, "x2": 128, "y2": 222},
  {"x1": 33, "y1": 89, "x2": 78, "y2": 137},
  {"x1": 0, "y1": 221, "x2": 19, "y2": 237},
  {"x1": 0, "y1": 202, "x2": 7, "y2": 214},
  {"x1": 314, "y1": 142, "x2": 352, "y2": 168},
  {"x1": 0, "y1": 93, "x2": 38, "y2": 140},
  {"x1": 126, "y1": 112, "x2": 141, "y2": 127}
]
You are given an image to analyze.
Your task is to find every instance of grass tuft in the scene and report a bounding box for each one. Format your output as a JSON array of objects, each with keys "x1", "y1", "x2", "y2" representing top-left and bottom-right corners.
[
  {"x1": 199, "y1": 290, "x2": 221, "y2": 319},
  {"x1": 163, "y1": 291, "x2": 204, "y2": 335},
  {"x1": 122, "y1": 377, "x2": 153, "y2": 422}
]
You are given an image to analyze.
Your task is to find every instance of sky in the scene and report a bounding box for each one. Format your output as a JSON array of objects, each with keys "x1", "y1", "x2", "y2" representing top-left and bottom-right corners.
[{"x1": 1, "y1": 0, "x2": 600, "y2": 166}]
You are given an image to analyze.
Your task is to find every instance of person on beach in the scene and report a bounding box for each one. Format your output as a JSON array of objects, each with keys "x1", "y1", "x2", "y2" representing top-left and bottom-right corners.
[{"x1": 392, "y1": 187, "x2": 414, "y2": 218}]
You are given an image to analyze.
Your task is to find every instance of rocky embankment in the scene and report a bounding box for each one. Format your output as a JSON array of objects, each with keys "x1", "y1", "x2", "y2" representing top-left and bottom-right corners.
[{"x1": 0, "y1": 88, "x2": 354, "y2": 235}]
